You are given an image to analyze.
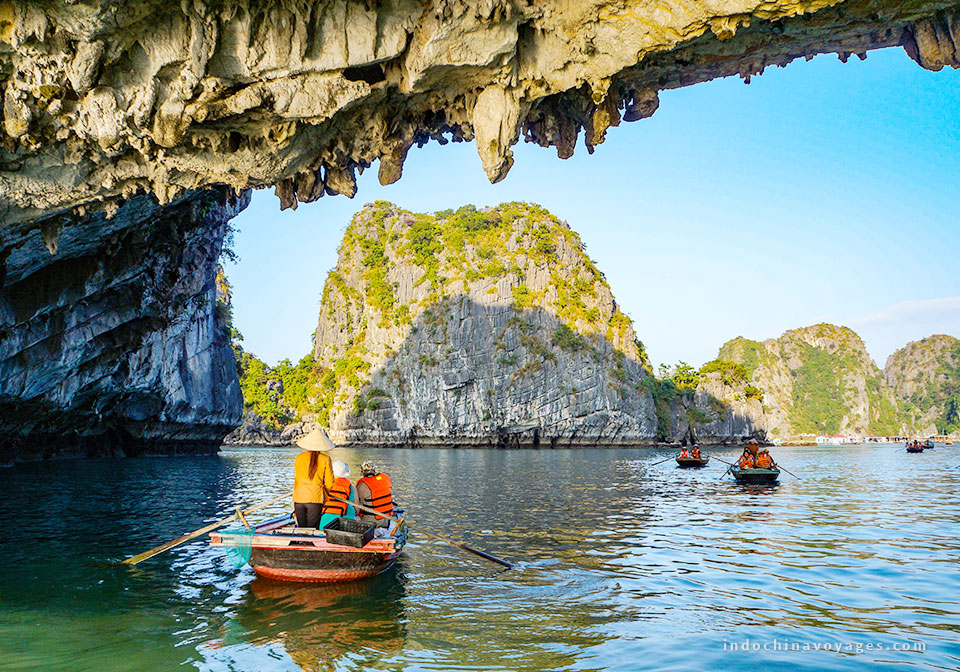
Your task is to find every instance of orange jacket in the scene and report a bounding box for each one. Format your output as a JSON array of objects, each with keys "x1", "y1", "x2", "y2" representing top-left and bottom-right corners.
[
  {"x1": 358, "y1": 473, "x2": 393, "y2": 519},
  {"x1": 737, "y1": 452, "x2": 756, "y2": 469},
  {"x1": 292, "y1": 451, "x2": 334, "y2": 504},
  {"x1": 680, "y1": 448, "x2": 689, "y2": 458},
  {"x1": 755, "y1": 453, "x2": 773, "y2": 469},
  {"x1": 321, "y1": 476, "x2": 353, "y2": 515}
]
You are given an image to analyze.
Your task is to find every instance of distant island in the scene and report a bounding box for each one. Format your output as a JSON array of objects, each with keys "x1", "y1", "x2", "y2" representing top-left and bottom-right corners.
[{"x1": 226, "y1": 202, "x2": 960, "y2": 447}]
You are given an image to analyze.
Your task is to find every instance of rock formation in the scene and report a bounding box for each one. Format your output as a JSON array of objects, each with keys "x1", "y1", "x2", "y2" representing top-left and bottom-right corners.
[
  {"x1": 309, "y1": 201, "x2": 657, "y2": 446},
  {"x1": 885, "y1": 335, "x2": 960, "y2": 435},
  {"x1": 702, "y1": 324, "x2": 908, "y2": 441},
  {"x1": 3, "y1": 0, "x2": 959, "y2": 459},
  {"x1": 0, "y1": 189, "x2": 246, "y2": 462},
  {"x1": 3, "y1": 0, "x2": 960, "y2": 226}
]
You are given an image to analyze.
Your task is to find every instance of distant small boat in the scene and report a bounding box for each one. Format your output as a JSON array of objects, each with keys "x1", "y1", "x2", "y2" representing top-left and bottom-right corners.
[
  {"x1": 906, "y1": 445, "x2": 924, "y2": 453},
  {"x1": 731, "y1": 467, "x2": 780, "y2": 484},
  {"x1": 923, "y1": 440, "x2": 935, "y2": 450},
  {"x1": 676, "y1": 455, "x2": 710, "y2": 468},
  {"x1": 211, "y1": 513, "x2": 407, "y2": 583}
]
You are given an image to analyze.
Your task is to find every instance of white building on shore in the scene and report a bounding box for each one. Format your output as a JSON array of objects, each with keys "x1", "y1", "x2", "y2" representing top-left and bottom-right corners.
[{"x1": 815, "y1": 435, "x2": 862, "y2": 445}]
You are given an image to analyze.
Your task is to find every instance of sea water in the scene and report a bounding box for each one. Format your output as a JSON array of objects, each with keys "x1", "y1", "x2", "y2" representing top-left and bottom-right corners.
[{"x1": 1, "y1": 444, "x2": 958, "y2": 671}]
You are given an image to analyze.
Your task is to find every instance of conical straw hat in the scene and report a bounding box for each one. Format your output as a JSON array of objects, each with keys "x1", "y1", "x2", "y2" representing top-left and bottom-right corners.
[{"x1": 296, "y1": 428, "x2": 336, "y2": 451}]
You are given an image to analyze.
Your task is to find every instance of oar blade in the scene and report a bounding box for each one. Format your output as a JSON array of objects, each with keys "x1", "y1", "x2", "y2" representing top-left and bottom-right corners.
[{"x1": 456, "y1": 543, "x2": 513, "y2": 569}]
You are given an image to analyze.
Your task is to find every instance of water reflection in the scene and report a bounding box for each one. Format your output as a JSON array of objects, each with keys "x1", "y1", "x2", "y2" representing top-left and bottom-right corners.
[{"x1": 225, "y1": 572, "x2": 408, "y2": 671}]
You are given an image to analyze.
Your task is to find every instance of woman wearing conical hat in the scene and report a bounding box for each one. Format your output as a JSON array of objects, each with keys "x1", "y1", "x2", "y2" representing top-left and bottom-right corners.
[{"x1": 292, "y1": 428, "x2": 336, "y2": 529}]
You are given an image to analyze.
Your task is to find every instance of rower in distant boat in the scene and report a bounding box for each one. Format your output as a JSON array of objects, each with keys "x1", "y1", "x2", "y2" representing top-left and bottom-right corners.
[
  {"x1": 679, "y1": 447, "x2": 690, "y2": 459},
  {"x1": 691, "y1": 445, "x2": 702, "y2": 460}
]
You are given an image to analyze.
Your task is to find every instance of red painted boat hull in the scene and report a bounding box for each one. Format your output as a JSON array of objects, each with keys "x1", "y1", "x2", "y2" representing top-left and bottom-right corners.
[
  {"x1": 248, "y1": 543, "x2": 400, "y2": 583},
  {"x1": 252, "y1": 557, "x2": 397, "y2": 582},
  {"x1": 211, "y1": 521, "x2": 405, "y2": 584}
]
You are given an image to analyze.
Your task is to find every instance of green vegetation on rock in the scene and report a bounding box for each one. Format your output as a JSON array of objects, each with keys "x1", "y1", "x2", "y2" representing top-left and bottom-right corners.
[
  {"x1": 886, "y1": 335, "x2": 960, "y2": 434},
  {"x1": 790, "y1": 344, "x2": 845, "y2": 435}
]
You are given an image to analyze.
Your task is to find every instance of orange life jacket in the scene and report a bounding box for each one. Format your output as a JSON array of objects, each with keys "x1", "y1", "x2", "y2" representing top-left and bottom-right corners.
[
  {"x1": 358, "y1": 473, "x2": 393, "y2": 519},
  {"x1": 321, "y1": 476, "x2": 352, "y2": 516},
  {"x1": 680, "y1": 448, "x2": 689, "y2": 458},
  {"x1": 692, "y1": 447, "x2": 701, "y2": 459},
  {"x1": 756, "y1": 453, "x2": 773, "y2": 469},
  {"x1": 737, "y1": 453, "x2": 755, "y2": 469}
]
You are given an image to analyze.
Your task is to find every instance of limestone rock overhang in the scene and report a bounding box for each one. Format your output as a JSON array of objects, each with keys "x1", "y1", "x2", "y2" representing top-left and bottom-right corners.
[{"x1": 2, "y1": 0, "x2": 959, "y2": 227}]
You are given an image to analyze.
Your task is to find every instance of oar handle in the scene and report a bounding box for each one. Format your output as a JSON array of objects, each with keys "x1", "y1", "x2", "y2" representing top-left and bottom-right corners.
[
  {"x1": 121, "y1": 492, "x2": 292, "y2": 566},
  {"x1": 328, "y1": 495, "x2": 514, "y2": 569}
]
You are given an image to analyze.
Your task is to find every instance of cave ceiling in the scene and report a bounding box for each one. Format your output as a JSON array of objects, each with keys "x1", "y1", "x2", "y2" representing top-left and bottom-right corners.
[{"x1": 2, "y1": 0, "x2": 959, "y2": 227}]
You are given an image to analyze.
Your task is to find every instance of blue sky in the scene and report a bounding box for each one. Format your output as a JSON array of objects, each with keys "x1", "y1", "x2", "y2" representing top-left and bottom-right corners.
[{"x1": 227, "y1": 47, "x2": 960, "y2": 370}]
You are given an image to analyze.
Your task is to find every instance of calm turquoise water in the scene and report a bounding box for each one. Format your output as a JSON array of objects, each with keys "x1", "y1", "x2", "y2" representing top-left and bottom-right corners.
[{"x1": 1, "y1": 444, "x2": 958, "y2": 671}]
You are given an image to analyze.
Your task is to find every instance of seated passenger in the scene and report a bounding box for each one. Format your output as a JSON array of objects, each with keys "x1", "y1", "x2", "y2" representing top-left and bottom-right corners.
[
  {"x1": 691, "y1": 446, "x2": 701, "y2": 460},
  {"x1": 755, "y1": 450, "x2": 774, "y2": 469},
  {"x1": 679, "y1": 447, "x2": 689, "y2": 458},
  {"x1": 357, "y1": 460, "x2": 393, "y2": 529},
  {"x1": 737, "y1": 448, "x2": 756, "y2": 469},
  {"x1": 318, "y1": 460, "x2": 358, "y2": 530}
]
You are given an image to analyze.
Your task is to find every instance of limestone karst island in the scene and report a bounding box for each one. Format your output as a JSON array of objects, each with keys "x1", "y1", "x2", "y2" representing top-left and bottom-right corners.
[{"x1": 2, "y1": 1, "x2": 959, "y2": 671}]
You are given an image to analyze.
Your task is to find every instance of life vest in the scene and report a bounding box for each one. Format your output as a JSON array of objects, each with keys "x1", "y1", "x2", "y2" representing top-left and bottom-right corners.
[
  {"x1": 358, "y1": 473, "x2": 393, "y2": 519},
  {"x1": 756, "y1": 453, "x2": 773, "y2": 469},
  {"x1": 321, "y1": 477, "x2": 352, "y2": 516},
  {"x1": 680, "y1": 448, "x2": 689, "y2": 458},
  {"x1": 737, "y1": 453, "x2": 755, "y2": 469},
  {"x1": 692, "y1": 448, "x2": 701, "y2": 459}
]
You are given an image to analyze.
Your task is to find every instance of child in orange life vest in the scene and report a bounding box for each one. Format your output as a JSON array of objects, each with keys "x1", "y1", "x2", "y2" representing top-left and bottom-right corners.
[
  {"x1": 318, "y1": 460, "x2": 359, "y2": 530},
  {"x1": 357, "y1": 460, "x2": 394, "y2": 532},
  {"x1": 737, "y1": 446, "x2": 757, "y2": 469}
]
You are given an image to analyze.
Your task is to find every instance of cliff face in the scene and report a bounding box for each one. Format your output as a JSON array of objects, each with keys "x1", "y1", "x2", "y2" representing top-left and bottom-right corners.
[
  {"x1": 3, "y1": 0, "x2": 959, "y2": 227},
  {"x1": 705, "y1": 324, "x2": 907, "y2": 440},
  {"x1": 311, "y1": 202, "x2": 657, "y2": 446},
  {"x1": 0, "y1": 190, "x2": 247, "y2": 463},
  {"x1": 4, "y1": 0, "x2": 959, "y2": 459},
  {"x1": 886, "y1": 335, "x2": 960, "y2": 435}
]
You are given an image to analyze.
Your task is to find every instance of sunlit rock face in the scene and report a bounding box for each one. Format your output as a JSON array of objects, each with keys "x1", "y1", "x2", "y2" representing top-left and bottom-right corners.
[
  {"x1": 312, "y1": 202, "x2": 658, "y2": 447},
  {"x1": 2, "y1": 0, "x2": 958, "y2": 224},
  {"x1": 0, "y1": 190, "x2": 247, "y2": 462}
]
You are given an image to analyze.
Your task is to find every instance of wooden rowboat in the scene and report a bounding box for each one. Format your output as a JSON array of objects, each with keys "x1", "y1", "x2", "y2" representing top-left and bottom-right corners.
[
  {"x1": 210, "y1": 513, "x2": 407, "y2": 583},
  {"x1": 731, "y1": 467, "x2": 780, "y2": 484},
  {"x1": 676, "y1": 456, "x2": 710, "y2": 468},
  {"x1": 906, "y1": 446, "x2": 924, "y2": 453}
]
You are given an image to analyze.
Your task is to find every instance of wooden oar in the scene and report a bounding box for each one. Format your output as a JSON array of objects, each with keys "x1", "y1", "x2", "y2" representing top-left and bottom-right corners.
[
  {"x1": 650, "y1": 454, "x2": 680, "y2": 466},
  {"x1": 775, "y1": 464, "x2": 802, "y2": 480},
  {"x1": 119, "y1": 492, "x2": 292, "y2": 566},
  {"x1": 718, "y1": 464, "x2": 734, "y2": 480},
  {"x1": 710, "y1": 456, "x2": 736, "y2": 467},
  {"x1": 329, "y1": 495, "x2": 513, "y2": 570}
]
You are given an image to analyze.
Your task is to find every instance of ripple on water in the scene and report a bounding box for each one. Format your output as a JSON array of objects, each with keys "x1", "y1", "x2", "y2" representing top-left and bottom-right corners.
[{"x1": 0, "y1": 444, "x2": 958, "y2": 671}]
